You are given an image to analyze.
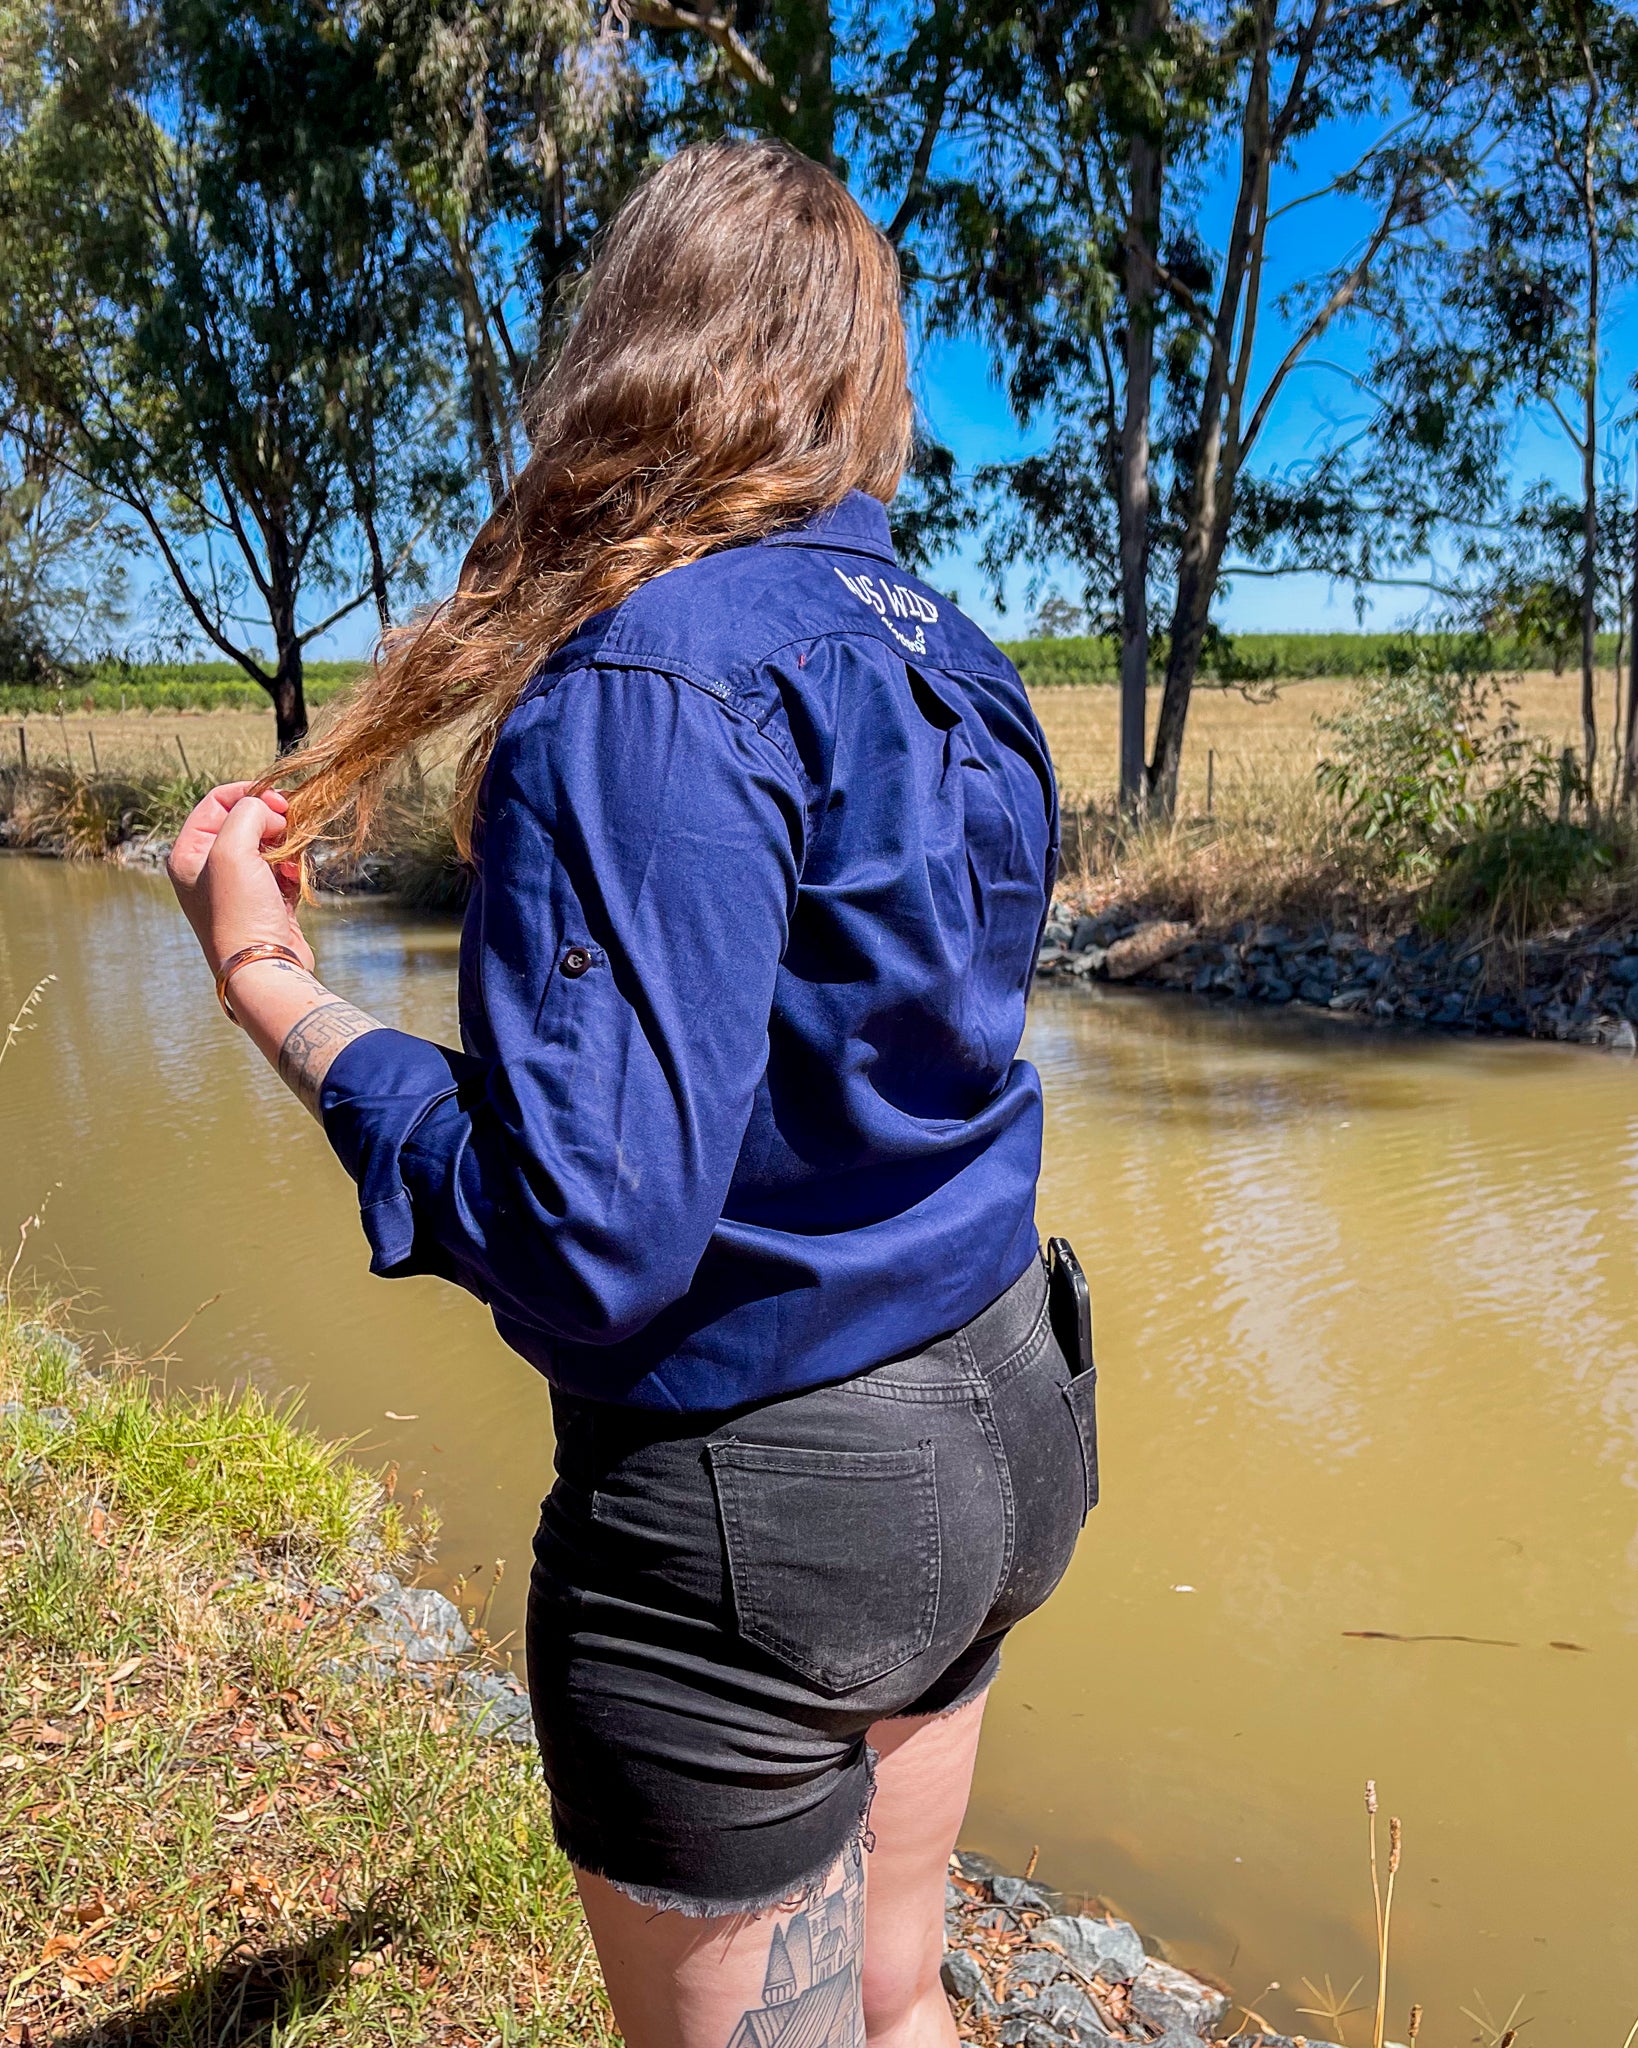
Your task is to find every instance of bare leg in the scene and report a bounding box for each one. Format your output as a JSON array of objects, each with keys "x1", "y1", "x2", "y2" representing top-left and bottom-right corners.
[
  {"x1": 861, "y1": 1690, "x2": 988, "y2": 2047},
  {"x1": 575, "y1": 1838, "x2": 868, "y2": 2048},
  {"x1": 571, "y1": 1689, "x2": 987, "y2": 2048}
]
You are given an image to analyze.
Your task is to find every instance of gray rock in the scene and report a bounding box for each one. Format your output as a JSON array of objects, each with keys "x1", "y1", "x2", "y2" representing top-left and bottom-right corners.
[
  {"x1": 358, "y1": 1580, "x2": 472, "y2": 1665},
  {"x1": 1016, "y1": 1984, "x2": 1116, "y2": 2040},
  {"x1": 1297, "y1": 977, "x2": 1331, "y2": 1006},
  {"x1": 1612, "y1": 1018, "x2": 1638, "y2": 1053},
  {"x1": 1256, "y1": 976, "x2": 1293, "y2": 1004},
  {"x1": 17, "y1": 1324, "x2": 84, "y2": 1376},
  {"x1": 1069, "y1": 917, "x2": 1103, "y2": 954},
  {"x1": 314, "y1": 1584, "x2": 347, "y2": 1609},
  {"x1": 1611, "y1": 955, "x2": 1638, "y2": 985},
  {"x1": 1131, "y1": 1957, "x2": 1231, "y2": 2035},
  {"x1": 459, "y1": 1667, "x2": 533, "y2": 1743},
  {"x1": 1030, "y1": 1913, "x2": 1146, "y2": 1985},
  {"x1": 1037, "y1": 946, "x2": 1070, "y2": 971},
  {"x1": 991, "y1": 1873, "x2": 1056, "y2": 1913},
  {"x1": 4, "y1": 1401, "x2": 74, "y2": 1433},
  {"x1": 998, "y1": 2022, "x2": 1093, "y2": 2048},
  {"x1": 1329, "y1": 986, "x2": 1372, "y2": 1012},
  {"x1": 941, "y1": 1950, "x2": 998, "y2": 2015}
]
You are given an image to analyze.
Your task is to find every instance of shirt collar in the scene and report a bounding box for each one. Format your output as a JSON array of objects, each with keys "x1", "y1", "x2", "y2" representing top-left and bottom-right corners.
[{"x1": 764, "y1": 490, "x2": 898, "y2": 565}]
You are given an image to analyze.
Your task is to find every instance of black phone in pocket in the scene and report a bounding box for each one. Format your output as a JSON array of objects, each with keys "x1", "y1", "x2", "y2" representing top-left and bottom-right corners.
[
  {"x1": 1047, "y1": 1235, "x2": 1098, "y2": 1511},
  {"x1": 1046, "y1": 1236, "x2": 1094, "y2": 1379}
]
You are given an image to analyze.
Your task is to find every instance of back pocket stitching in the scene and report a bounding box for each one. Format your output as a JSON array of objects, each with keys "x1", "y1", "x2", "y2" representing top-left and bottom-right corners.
[
  {"x1": 708, "y1": 1439, "x2": 941, "y2": 1694},
  {"x1": 1060, "y1": 1373, "x2": 1099, "y2": 1518}
]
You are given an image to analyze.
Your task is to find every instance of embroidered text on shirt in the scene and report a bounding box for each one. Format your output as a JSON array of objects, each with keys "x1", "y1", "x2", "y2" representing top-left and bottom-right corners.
[{"x1": 833, "y1": 567, "x2": 939, "y2": 654}]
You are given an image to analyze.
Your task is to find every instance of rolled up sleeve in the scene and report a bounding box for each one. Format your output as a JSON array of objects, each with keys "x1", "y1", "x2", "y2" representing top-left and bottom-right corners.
[{"x1": 318, "y1": 664, "x2": 806, "y2": 1347}]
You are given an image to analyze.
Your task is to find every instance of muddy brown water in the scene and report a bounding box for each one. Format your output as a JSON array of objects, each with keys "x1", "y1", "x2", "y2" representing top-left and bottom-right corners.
[{"x1": 3, "y1": 855, "x2": 1635, "y2": 2042}]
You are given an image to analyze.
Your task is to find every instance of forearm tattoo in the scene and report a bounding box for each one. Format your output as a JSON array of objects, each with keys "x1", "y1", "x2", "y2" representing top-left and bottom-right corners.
[
  {"x1": 277, "y1": 1000, "x2": 384, "y2": 1120},
  {"x1": 722, "y1": 1838, "x2": 865, "y2": 2047}
]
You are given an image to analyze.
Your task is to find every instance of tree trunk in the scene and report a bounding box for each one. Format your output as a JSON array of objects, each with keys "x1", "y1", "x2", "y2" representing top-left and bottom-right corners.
[
  {"x1": 450, "y1": 232, "x2": 512, "y2": 511},
  {"x1": 1117, "y1": 104, "x2": 1162, "y2": 819},
  {"x1": 269, "y1": 604, "x2": 307, "y2": 754},
  {"x1": 1579, "y1": 101, "x2": 1601, "y2": 803},
  {"x1": 793, "y1": 0, "x2": 835, "y2": 169},
  {"x1": 1151, "y1": 521, "x2": 1230, "y2": 813},
  {"x1": 1623, "y1": 469, "x2": 1638, "y2": 804}
]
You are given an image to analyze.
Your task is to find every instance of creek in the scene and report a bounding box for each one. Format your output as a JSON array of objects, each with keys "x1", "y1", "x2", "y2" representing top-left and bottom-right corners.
[{"x1": 2, "y1": 855, "x2": 1635, "y2": 2041}]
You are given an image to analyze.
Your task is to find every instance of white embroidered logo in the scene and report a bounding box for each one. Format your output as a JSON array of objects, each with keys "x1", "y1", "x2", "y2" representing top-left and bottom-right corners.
[{"x1": 833, "y1": 567, "x2": 939, "y2": 654}]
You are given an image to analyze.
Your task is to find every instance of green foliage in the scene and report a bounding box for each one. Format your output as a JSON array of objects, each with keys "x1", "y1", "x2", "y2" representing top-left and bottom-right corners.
[
  {"x1": 1426, "y1": 819, "x2": 1614, "y2": 935},
  {"x1": 0, "y1": 0, "x2": 468, "y2": 742},
  {"x1": 1316, "y1": 647, "x2": 1566, "y2": 875},
  {"x1": 1314, "y1": 644, "x2": 1615, "y2": 932},
  {"x1": 0, "y1": 659, "x2": 359, "y2": 713},
  {"x1": 999, "y1": 630, "x2": 1620, "y2": 690}
]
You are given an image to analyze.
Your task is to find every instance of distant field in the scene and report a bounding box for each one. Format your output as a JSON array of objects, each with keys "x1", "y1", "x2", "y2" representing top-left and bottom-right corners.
[
  {"x1": 0, "y1": 657, "x2": 1605, "y2": 821},
  {"x1": 1036, "y1": 669, "x2": 1597, "y2": 813},
  {"x1": 998, "y1": 630, "x2": 1623, "y2": 690},
  {"x1": 0, "y1": 631, "x2": 1621, "y2": 717}
]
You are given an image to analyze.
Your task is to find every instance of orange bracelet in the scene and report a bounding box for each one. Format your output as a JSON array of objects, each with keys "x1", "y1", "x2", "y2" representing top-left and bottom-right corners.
[{"x1": 215, "y1": 942, "x2": 309, "y2": 1025}]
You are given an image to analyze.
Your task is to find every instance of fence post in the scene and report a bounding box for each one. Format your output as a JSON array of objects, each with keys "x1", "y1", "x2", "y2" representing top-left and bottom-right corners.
[
  {"x1": 176, "y1": 733, "x2": 192, "y2": 777},
  {"x1": 1206, "y1": 748, "x2": 1215, "y2": 817},
  {"x1": 17, "y1": 724, "x2": 27, "y2": 771},
  {"x1": 87, "y1": 728, "x2": 99, "y2": 775}
]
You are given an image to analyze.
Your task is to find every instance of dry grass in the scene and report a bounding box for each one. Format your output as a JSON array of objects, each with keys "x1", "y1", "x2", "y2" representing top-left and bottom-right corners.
[
  {"x1": 0, "y1": 1309, "x2": 614, "y2": 2048},
  {"x1": 2, "y1": 710, "x2": 278, "y2": 787},
  {"x1": 1036, "y1": 670, "x2": 1628, "y2": 934},
  {"x1": 1031, "y1": 670, "x2": 1595, "y2": 815}
]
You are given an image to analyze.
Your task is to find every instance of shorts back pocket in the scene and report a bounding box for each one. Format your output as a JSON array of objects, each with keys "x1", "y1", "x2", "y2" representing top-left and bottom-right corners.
[
  {"x1": 1062, "y1": 1369, "x2": 1099, "y2": 1517},
  {"x1": 707, "y1": 1438, "x2": 941, "y2": 1695}
]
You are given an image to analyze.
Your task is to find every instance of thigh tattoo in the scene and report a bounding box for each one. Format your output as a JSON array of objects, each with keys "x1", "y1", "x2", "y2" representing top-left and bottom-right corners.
[{"x1": 722, "y1": 1837, "x2": 866, "y2": 2048}]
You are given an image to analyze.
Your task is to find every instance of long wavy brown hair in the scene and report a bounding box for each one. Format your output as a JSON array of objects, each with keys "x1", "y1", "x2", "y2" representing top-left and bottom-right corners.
[{"x1": 269, "y1": 136, "x2": 913, "y2": 865}]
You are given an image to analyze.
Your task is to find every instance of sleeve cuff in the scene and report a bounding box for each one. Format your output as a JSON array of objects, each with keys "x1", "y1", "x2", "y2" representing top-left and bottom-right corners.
[{"x1": 319, "y1": 1028, "x2": 477, "y2": 1277}]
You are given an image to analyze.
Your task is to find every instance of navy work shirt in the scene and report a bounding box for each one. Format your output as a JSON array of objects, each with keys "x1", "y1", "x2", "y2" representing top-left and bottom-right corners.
[{"x1": 320, "y1": 492, "x2": 1059, "y2": 1411}]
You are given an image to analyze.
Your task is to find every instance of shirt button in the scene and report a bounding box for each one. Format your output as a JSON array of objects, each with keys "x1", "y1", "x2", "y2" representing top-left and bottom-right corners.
[{"x1": 561, "y1": 946, "x2": 593, "y2": 979}]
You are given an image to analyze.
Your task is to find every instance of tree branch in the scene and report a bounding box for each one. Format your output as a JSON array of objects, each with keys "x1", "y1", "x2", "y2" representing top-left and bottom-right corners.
[{"x1": 623, "y1": 0, "x2": 786, "y2": 100}]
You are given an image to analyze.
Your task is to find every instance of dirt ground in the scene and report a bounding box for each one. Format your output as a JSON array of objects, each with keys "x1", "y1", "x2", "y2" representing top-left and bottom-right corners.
[{"x1": 2, "y1": 668, "x2": 1604, "y2": 815}]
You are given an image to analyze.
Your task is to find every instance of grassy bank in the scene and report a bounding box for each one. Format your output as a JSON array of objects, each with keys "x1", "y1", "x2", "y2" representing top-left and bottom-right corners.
[
  {"x1": 0, "y1": 1307, "x2": 613, "y2": 2047},
  {"x1": 3, "y1": 662, "x2": 1632, "y2": 946}
]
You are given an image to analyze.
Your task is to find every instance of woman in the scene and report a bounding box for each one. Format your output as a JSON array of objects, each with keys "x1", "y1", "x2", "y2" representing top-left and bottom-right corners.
[{"x1": 167, "y1": 137, "x2": 1096, "y2": 2048}]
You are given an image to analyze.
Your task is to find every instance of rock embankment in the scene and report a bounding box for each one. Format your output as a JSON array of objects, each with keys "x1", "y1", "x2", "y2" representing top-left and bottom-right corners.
[
  {"x1": 1038, "y1": 904, "x2": 1638, "y2": 1049},
  {"x1": 943, "y1": 1858, "x2": 1324, "y2": 2048}
]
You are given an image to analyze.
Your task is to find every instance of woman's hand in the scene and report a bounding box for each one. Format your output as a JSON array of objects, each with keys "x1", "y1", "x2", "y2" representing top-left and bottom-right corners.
[{"x1": 167, "y1": 782, "x2": 314, "y2": 977}]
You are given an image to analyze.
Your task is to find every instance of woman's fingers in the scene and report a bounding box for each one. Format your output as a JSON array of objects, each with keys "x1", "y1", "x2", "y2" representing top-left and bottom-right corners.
[{"x1": 168, "y1": 781, "x2": 286, "y2": 885}]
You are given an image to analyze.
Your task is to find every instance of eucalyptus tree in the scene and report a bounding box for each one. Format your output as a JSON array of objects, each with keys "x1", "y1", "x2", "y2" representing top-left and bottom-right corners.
[
  {"x1": 368, "y1": 0, "x2": 647, "y2": 510},
  {"x1": 894, "y1": 0, "x2": 1476, "y2": 817},
  {"x1": 0, "y1": 0, "x2": 462, "y2": 748},
  {"x1": 1407, "y1": 0, "x2": 1638, "y2": 803}
]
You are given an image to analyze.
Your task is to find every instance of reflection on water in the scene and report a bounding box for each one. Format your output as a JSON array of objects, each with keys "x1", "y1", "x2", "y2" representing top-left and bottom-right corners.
[{"x1": 3, "y1": 858, "x2": 1636, "y2": 2041}]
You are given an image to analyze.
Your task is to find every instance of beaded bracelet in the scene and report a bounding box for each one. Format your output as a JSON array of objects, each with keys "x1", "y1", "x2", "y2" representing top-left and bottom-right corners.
[{"x1": 214, "y1": 942, "x2": 309, "y2": 1025}]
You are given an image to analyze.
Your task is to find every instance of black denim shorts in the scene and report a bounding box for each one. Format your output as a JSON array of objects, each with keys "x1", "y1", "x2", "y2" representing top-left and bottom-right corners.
[{"x1": 525, "y1": 1254, "x2": 1097, "y2": 1915}]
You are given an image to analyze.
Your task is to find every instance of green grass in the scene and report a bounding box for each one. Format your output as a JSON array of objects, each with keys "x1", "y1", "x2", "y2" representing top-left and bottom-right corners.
[
  {"x1": 0, "y1": 661, "x2": 363, "y2": 715},
  {"x1": 0, "y1": 1306, "x2": 614, "y2": 2046},
  {"x1": 999, "y1": 629, "x2": 1625, "y2": 689}
]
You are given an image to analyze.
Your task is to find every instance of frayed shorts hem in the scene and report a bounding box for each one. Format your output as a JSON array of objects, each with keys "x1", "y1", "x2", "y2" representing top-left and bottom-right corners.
[{"x1": 554, "y1": 1748, "x2": 879, "y2": 1921}]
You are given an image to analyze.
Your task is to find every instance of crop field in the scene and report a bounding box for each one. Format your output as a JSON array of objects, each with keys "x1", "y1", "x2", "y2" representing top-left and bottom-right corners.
[{"x1": 0, "y1": 661, "x2": 1605, "y2": 824}]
